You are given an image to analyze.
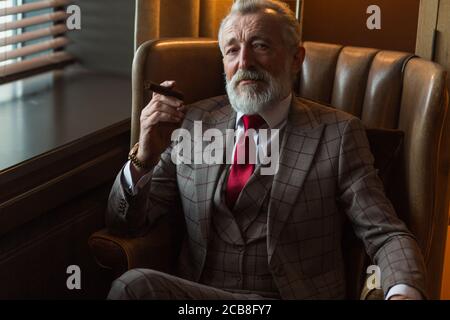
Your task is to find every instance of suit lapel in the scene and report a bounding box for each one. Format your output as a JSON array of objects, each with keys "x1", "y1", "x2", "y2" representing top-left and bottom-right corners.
[
  {"x1": 195, "y1": 104, "x2": 236, "y2": 244},
  {"x1": 267, "y1": 98, "x2": 325, "y2": 262}
]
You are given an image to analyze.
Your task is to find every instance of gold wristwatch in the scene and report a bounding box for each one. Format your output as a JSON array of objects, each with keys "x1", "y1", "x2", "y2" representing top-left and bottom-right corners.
[{"x1": 128, "y1": 142, "x2": 150, "y2": 170}]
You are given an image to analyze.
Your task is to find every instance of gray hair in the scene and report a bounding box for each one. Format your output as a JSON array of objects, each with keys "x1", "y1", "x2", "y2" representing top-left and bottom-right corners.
[{"x1": 218, "y1": 0, "x2": 301, "y2": 54}]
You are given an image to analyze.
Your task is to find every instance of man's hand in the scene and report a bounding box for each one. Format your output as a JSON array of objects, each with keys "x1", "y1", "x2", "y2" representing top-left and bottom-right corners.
[{"x1": 132, "y1": 80, "x2": 186, "y2": 179}]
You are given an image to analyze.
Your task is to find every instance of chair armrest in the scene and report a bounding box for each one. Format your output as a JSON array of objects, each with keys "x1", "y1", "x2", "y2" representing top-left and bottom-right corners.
[
  {"x1": 88, "y1": 217, "x2": 180, "y2": 278},
  {"x1": 360, "y1": 276, "x2": 384, "y2": 300},
  {"x1": 360, "y1": 287, "x2": 384, "y2": 300}
]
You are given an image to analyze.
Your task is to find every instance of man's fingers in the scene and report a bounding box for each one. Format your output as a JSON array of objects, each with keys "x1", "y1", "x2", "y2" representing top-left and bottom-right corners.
[
  {"x1": 142, "y1": 102, "x2": 185, "y2": 119},
  {"x1": 153, "y1": 93, "x2": 184, "y2": 108},
  {"x1": 143, "y1": 110, "x2": 183, "y2": 128},
  {"x1": 142, "y1": 95, "x2": 184, "y2": 118},
  {"x1": 153, "y1": 103, "x2": 185, "y2": 118},
  {"x1": 149, "y1": 111, "x2": 183, "y2": 126},
  {"x1": 177, "y1": 104, "x2": 187, "y2": 112}
]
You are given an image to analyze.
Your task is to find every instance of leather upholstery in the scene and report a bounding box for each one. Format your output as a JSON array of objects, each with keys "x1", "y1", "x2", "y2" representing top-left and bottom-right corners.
[
  {"x1": 397, "y1": 59, "x2": 450, "y2": 297},
  {"x1": 89, "y1": 215, "x2": 183, "y2": 278},
  {"x1": 331, "y1": 46, "x2": 379, "y2": 117},
  {"x1": 90, "y1": 38, "x2": 449, "y2": 299},
  {"x1": 299, "y1": 42, "x2": 343, "y2": 104}
]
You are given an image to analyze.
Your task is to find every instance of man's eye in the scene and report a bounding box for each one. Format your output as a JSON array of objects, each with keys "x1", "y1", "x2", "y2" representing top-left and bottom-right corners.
[
  {"x1": 254, "y1": 43, "x2": 268, "y2": 50},
  {"x1": 226, "y1": 48, "x2": 238, "y2": 55}
]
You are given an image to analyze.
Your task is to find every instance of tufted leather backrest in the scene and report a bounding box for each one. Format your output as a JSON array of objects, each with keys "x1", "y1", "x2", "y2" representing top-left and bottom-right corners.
[
  {"x1": 299, "y1": 42, "x2": 416, "y2": 128},
  {"x1": 131, "y1": 38, "x2": 449, "y2": 299}
]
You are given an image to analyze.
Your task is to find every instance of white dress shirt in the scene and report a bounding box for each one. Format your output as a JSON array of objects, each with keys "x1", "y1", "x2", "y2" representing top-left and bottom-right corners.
[{"x1": 120, "y1": 93, "x2": 421, "y2": 300}]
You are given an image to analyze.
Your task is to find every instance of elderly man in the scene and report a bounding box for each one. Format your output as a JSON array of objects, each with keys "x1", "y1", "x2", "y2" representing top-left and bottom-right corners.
[{"x1": 106, "y1": 0, "x2": 426, "y2": 300}]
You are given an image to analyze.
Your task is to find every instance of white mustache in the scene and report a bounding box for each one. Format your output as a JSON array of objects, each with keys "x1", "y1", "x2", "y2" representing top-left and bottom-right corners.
[{"x1": 231, "y1": 69, "x2": 269, "y2": 86}]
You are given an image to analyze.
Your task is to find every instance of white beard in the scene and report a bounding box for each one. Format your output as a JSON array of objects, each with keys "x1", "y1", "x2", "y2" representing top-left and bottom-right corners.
[{"x1": 225, "y1": 65, "x2": 293, "y2": 115}]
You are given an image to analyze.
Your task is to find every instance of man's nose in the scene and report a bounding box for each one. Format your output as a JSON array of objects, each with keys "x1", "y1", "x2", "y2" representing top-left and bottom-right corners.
[{"x1": 238, "y1": 46, "x2": 255, "y2": 70}]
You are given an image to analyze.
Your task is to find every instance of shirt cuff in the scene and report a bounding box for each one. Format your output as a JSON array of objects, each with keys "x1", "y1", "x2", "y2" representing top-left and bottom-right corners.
[
  {"x1": 121, "y1": 160, "x2": 153, "y2": 196},
  {"x1": 385, "y1": 284, "x2": 423, "y2": 300}
]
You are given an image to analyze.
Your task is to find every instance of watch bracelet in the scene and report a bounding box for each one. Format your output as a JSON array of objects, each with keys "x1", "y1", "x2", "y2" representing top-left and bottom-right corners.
[{"x1": 128, "y1": 145, "x2": 150, "y2": 170}]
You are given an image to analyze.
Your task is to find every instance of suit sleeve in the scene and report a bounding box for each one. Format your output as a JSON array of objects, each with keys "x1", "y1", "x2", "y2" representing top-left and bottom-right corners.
[
  {"x1": 337, "y1": 117, "x2": 427, "y2": 298},
  {"x1": 105, "y1": 143, "x2": 180, "y2": 236}
]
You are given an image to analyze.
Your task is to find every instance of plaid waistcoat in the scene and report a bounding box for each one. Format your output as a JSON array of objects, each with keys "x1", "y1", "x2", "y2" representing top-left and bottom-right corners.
[{"x1": 198, "y1": 163, "x2": 280, "y2": 298}]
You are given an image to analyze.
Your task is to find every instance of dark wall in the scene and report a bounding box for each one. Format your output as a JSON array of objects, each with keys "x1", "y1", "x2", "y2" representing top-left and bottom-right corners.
[
  {"x1": 66, "y1": 0, "x2": 135, "y2": 75},
  {"x1": 302, "y1": 0, "x2": 420, "y2": 52}
]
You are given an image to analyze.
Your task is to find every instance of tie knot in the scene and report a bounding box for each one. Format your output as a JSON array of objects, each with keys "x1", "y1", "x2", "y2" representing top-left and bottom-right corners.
[{"x1": 242, "y1": 114, "x2": 266, "y2": 131}]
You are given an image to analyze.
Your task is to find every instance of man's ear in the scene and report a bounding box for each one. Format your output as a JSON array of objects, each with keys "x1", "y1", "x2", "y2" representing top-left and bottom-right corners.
[{"x1": 292, "y1": 45, "x2": 305, "y2": 74}]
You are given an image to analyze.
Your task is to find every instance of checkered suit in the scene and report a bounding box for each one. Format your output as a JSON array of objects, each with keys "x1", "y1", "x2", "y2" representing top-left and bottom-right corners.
[{"x1": 106, "y1": 95, "x2": 426, "y2": 299}]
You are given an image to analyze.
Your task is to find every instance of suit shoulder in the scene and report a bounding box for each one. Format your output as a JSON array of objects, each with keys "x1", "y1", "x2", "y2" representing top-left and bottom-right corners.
[{"x1": 297, "y1": 97, "x2": 358, "y2": 126}]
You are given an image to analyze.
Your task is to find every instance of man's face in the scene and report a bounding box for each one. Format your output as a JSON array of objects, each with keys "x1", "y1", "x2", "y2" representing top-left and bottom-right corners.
[{"x1": 221, "y1": 10, "x2": 304, "y2": 114}]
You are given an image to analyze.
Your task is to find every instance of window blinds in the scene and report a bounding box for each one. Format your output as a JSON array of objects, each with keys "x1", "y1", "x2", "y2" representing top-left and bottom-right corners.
[{"x1": 0, "y1": 0, "x2": 74, "y2": 83}]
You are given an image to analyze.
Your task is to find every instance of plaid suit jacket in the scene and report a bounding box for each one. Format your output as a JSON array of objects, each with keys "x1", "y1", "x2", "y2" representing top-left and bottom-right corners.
[{"x1": 106, "y1": 95, "x2": 427, "y2": 299}]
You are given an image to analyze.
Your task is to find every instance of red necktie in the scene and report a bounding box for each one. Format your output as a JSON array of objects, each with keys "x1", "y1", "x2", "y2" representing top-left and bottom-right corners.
[{"x1": 226, "y1": 114, "x2": 266, "y2": 208}]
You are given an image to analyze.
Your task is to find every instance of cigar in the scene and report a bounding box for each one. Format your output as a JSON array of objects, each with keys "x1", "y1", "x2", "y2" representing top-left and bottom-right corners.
[{"x1": 144, "y1": 81, "x2": 185, "y2": 101}]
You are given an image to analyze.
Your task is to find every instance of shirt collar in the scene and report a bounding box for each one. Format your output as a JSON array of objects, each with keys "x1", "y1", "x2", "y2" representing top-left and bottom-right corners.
[{"x1": 235, "y1": 93, "x2": 292, "y2": 129}]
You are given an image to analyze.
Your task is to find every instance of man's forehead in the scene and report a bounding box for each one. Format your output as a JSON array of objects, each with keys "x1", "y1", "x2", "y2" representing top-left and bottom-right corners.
[{"x1": 222, "y1": 11, "x2": 281, "y2": 42}]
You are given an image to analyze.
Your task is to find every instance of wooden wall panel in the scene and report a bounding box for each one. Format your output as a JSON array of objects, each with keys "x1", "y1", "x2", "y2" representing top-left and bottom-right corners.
[
  {"x1": 160, "y1": 0, "x2": 200, "y2": 37},
  {"x1": 199, "y1": 0, "x2": 233, "y2": 38},
  {"x1": 443, "y1": 226, "x2": 450, "y2": 299},
  {"x1": 0, "y1": 116, "x2": 130, "y2": 298},
  {"x1": 302, "y1": 0, "x2": 420, "y2": 52},
  {"x1": 434, "y1": 0, "x2": 450, "y2": 98},
  {"x1": 415, "y1": 0, "x2": 440, "y2": 59},
  {"x1": 435, "y1": 0, "x2": 450, "y2": 69},
  {"x1": 0, "y1": 189, "x2": 113, "y2": 299},
  {"x1": 0, "y1": 149, "x2": 128, "y2": 298}
]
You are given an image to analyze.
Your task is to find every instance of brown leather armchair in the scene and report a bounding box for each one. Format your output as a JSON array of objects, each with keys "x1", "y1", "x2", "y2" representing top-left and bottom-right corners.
[{"x1": 89, "y1": 39, "x2": 449, "y2": 299}]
